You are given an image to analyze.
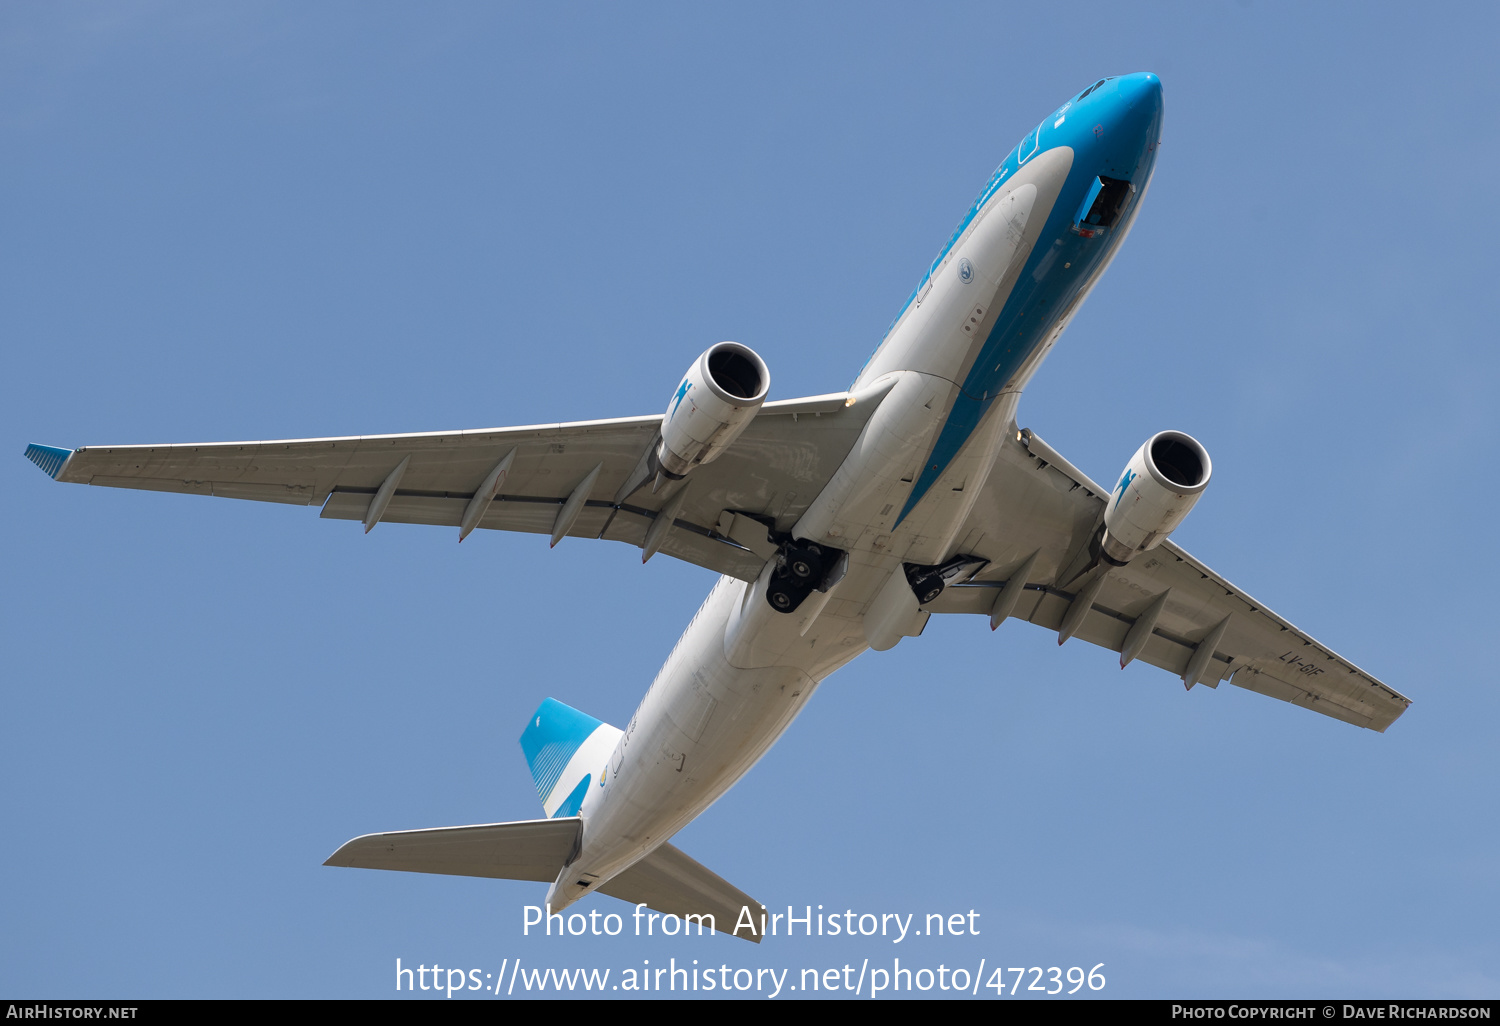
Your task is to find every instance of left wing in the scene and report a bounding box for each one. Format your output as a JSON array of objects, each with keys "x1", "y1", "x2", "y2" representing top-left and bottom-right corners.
[
  {"x1": 24, "y1": 384, "x2": 892, "y2": 583},
  {"x1": 928, "y1": 428, "x2": 1411, "y2": 731}
]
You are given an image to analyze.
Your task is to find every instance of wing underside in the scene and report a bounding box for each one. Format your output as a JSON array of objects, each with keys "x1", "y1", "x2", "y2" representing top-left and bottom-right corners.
[
  {"x1": 27, "y1": 391, "x2": 1406, "y2": 729},
  {"x1": 932, "y1": 429, "x2": 1410, "y2": 731},
  {"x1": 33, "y1": 388, "x2": 890, "y2": 582}
]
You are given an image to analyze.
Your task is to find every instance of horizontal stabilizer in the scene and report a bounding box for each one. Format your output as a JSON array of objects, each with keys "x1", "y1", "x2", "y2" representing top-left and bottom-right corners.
[
  {"x1": 324, "y1": 817, "x2": 581, "y2": 881},
  {"x1": 599, "y1": 843, "x2": 761, "y2": 942},
  {"x1": 324, "y1": 818, "x2": 761, "y2": 942}
]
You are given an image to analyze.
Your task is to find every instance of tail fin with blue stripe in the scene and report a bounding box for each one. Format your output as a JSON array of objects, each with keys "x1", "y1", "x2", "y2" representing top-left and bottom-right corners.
[{"x1": 518, "y1": 698, "x2": 622, "y2": 819}]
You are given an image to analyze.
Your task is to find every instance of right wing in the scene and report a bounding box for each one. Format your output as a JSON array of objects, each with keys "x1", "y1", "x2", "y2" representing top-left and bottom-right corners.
[
  {"x1": 26, "y1": 382, "x2": 894, "y2": 583},
  {"x1": 927, "y1": 428, "x2": 1411, "y2": 732}
]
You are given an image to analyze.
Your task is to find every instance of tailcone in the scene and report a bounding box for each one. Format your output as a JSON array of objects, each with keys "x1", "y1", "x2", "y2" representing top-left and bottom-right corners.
[{"x1": 546, "y1": 864, "x2": 601, "y2": 913}]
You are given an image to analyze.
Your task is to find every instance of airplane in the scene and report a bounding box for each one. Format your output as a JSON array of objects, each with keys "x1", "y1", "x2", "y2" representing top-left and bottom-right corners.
[{"x1": 23, "y1": 73, "x2": 1409, "y2": 941}]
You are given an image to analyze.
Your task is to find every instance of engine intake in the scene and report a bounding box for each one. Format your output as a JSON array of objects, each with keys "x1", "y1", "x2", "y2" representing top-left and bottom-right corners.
[
  {"x1": 1101, "y1": 430, "x2": 1211, "y2": 565},
  {"x1": 657, "y1": 342, "x2": 770, "y2": 480}
]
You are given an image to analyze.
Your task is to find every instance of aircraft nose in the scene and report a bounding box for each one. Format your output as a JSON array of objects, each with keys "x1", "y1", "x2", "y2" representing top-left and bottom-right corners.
[
  {"x1": 1091, "y1": 72, "x2": 1163, "y2": 178},
  {"x1": 1115, "y1": 72, "x2": 1163, "y2": 115}
]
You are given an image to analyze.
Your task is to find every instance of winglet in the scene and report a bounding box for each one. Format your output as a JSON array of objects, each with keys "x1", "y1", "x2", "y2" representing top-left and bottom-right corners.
[{"x1": 24, "y1": 444, "x2": 74, "y2": 480}]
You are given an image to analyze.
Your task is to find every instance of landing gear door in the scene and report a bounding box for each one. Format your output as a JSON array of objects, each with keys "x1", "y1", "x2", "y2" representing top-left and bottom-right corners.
[{"x1": 1071, "y1": 175, "x2": 1135, "y2": 238}]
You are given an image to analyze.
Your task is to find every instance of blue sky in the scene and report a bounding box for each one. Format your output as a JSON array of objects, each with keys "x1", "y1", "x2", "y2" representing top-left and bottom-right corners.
[{"x1": 4, "y1": 1, "x2": 1498, "y2": 999}]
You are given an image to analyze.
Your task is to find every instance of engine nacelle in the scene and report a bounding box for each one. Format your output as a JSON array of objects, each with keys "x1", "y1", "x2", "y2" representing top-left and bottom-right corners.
[
  {"x1": 1101, "y1": 430, "x2": 1212, "y2": 565},
  {"x1": 657, "y1": 342, "x2": 770, "y2": 479}
]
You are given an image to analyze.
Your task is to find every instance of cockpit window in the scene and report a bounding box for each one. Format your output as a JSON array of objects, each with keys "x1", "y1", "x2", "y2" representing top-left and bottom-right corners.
[{"x1": 1077, "y1": 79, "x2": 1107, "y2": 101}]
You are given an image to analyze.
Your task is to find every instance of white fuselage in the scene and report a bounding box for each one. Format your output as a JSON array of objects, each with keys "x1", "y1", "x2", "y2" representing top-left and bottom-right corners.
[{"x1": 549, "y1": 125, "x2": 1149, "y2": 910}]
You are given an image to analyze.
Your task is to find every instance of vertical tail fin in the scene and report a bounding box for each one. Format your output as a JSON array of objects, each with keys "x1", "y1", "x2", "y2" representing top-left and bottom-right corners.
[{"x1": 518, "y1": 698, "x2": 622, "y2": 819}]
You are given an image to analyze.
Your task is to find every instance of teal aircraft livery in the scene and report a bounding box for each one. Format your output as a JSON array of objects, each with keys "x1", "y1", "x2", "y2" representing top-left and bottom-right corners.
[{"x1": 25, "y1": 74, "x2": 1410, "y2": 939}]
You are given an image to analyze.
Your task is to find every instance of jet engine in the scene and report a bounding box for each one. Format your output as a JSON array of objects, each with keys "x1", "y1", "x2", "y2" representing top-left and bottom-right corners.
[
  {"x1": 657, "y1": 342, "x2": 770, "y2": 480},
  {"x1": 1100, "y1": 430, "x2": 1211, "y2": 565}
]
